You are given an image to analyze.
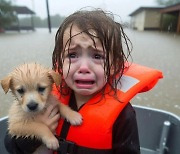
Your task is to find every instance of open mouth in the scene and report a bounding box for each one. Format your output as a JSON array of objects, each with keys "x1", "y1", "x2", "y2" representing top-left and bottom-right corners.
[{"x1": 75, "y1": 80, "x2": 95, "y2": 84}]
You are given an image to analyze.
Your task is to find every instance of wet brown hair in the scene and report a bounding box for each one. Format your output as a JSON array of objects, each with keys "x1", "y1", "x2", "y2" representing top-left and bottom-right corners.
[{"x1": 52, "y1": 8, "x2": 132, "y2": 96}]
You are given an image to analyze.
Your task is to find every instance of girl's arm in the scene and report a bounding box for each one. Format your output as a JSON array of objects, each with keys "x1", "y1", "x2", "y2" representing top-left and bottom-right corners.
[
  {"x1": 4, "y1": 132, "x2": 42, "y2": 154},
  {"x1": 112, "y1": 103, "x2": 140, "y2": 154}
]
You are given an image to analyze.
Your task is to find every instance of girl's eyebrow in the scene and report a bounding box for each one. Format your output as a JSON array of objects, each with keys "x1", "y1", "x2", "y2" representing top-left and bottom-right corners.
[
  {"x1": 89, "y1": 46, "x2": 104, "y2": 53},
  {"x1": 88, "y1": 47, "x2": 106, "y2": 59},
  {"x1": 64, "y1": 39, "x2": 104, "y2": 52}
]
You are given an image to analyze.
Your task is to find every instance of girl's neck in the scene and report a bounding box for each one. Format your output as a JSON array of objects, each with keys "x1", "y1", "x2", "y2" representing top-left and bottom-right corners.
[{"x1": 74, "y1": 93, "x2": 93, "y2": 109}]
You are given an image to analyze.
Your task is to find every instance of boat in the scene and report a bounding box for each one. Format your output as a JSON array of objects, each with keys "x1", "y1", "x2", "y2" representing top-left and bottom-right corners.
[
  {"x1": 134, "y1": 105, "x2": 180, "y2": 154},
  {"x1": 0, "y1": 105, "x2": 180, "y2": 154}
]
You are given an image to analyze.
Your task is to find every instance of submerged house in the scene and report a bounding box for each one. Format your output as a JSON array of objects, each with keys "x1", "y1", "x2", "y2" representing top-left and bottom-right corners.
[
  {"x1": 129, "y1": 3, "x2": 180, "y2": 34},
  {"x1": 5, "y1": 6, "x2": 35, "y2": 31},
  {"x1": 160, "y1": 2, "x2": 180, "y2": 33},
  {"x1": 129, "y1": 7, "x2": 163, "y2": 31}
]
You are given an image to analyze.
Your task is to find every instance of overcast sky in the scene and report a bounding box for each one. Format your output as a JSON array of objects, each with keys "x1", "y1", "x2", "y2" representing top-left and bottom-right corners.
[{"x1": 12, "y1": 0, "x2": 158, "y2": 21}]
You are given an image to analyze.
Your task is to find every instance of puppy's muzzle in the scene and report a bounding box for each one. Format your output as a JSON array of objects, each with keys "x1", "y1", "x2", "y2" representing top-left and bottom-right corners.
[{"x1": 27, "y1": 101, "x2": 38, "y2": 112}]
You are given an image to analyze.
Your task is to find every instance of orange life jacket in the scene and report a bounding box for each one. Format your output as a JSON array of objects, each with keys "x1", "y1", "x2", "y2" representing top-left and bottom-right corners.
[{"x1": 52, "y1": 63, "x2": 163, "y2": 150}]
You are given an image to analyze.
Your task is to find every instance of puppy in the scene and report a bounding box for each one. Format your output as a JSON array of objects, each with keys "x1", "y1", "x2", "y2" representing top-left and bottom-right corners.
[{"x1": 1, "y1": 63, "x2": 82, "y2": 153}]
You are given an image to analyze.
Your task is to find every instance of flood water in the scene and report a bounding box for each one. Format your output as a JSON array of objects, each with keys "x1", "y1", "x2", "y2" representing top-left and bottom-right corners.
[{"x1": 0, "y1": 28, "x2": 180, "y2": 118}]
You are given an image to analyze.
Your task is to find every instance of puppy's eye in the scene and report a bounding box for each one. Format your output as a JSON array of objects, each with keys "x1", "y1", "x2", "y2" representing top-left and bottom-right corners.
[
  {"x1": 17, "y1": 88, "x2": 25, "y2": 95},
  {"x1": 37, "y1": 86, "x2": 46, "y2": 93}
]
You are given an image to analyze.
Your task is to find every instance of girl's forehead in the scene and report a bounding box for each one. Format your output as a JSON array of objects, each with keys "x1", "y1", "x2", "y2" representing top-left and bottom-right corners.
[
  {"x1": 63, "y1": 25, "x2": 100, "y2": 47},
  {"x1": 63, "y1": 25, "x2": 82, "y2": 36}
]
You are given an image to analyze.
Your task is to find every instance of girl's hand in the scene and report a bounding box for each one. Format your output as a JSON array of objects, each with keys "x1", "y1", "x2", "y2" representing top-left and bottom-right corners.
[{"x1": 36, "y1": 104, "x2": 60, "y2": 134}]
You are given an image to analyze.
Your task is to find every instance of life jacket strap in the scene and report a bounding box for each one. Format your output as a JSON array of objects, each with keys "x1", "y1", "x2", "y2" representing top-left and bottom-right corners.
[
  {"x1": 55, "y1": 136, "x2": 113, "y2": 154},
  {"x1": 56, "y1": 136, "x2": 76, "y2": 154}
]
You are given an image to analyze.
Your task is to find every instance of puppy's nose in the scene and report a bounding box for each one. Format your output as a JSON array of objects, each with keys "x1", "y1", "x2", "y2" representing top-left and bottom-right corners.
[{"x1": 27, "y1": 101, "x2": 38, "y2": 111}]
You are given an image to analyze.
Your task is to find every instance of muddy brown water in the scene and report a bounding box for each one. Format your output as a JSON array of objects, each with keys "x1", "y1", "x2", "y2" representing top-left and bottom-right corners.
[{"x1": 0, "y1": 28, "x2": 180, "y2": 118}]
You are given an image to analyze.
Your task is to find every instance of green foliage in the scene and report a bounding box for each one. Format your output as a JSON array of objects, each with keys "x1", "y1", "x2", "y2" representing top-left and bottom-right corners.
[
  {"x1": 0, "y1": 0, "x2": 16, "y2": 28},
  {"x1": 156, "y1": 0, "x2": 180, "y2": 6}
]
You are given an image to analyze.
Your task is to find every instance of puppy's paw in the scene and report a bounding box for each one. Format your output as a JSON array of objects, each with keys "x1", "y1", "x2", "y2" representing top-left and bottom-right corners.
[
  {"x1": 66, "y1": 111, "x2": 83, "y2": 125},
  {"x1": 42, "y1": 136, "x2": 59, "y2": 150}
]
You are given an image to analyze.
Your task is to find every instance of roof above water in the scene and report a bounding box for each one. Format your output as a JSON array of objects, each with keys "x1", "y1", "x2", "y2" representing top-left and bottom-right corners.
[
  {"x1": 129, "y1": 7, "x2": 163, "y2": 16},
  {"x1": 12, "y1": 6, "x2": 35, "y2": 15},
  {"x1": 129, "y1": 2, "x2": 180, "y2": 16}
]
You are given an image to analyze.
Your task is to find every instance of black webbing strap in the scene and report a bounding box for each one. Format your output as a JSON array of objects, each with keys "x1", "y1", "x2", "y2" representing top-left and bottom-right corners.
[
  {"x1": 57, "y1": 92, "x2": 78, "y2": 154},
  {"x1": 56, "y1": 137, "x2": 76, "y2": 154}
]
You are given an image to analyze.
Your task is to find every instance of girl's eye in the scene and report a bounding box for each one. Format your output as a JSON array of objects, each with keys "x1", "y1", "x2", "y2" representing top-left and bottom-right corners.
[
  {"x1": 68, "y1": 52, "x2": 78, "y2": 59},
  {"x1": 93, "y1": 54, "x2": 104, "y2": 60}
]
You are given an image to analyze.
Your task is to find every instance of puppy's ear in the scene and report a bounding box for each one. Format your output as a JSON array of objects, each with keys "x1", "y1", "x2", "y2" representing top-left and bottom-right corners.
[
  {"x1": 1, "y1": 76, "x2": 12, "y2": 93},
  {"x1": 48, "y1": 70, "x2": 61, "y2": 86}
]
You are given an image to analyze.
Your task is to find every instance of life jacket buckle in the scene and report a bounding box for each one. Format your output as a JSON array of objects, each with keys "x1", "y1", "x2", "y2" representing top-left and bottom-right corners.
[{"x1": 56, "y1": 137, "x2": 76, "y2": 154}]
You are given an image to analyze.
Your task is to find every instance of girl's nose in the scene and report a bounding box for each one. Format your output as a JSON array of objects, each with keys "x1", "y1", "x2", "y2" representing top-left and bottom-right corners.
[{"x1": 78, "y1": 58, "x2": 90, "y2": 74}]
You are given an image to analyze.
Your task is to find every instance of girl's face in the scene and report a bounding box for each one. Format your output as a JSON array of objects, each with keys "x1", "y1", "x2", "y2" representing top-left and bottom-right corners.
[{"x1": 62, "y1": 25, "x2": 107, "y2": 99}]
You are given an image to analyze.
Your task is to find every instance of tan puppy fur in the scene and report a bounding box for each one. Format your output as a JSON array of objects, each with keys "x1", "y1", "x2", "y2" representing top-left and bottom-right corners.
[{"x1": 1, "y1": 63, "x2": 82, "y2": 151}]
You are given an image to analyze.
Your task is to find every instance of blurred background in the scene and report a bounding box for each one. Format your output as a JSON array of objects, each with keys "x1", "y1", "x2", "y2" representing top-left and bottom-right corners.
[{"x1": 0, "y1": 0, "x2": 180, "y2": 118}]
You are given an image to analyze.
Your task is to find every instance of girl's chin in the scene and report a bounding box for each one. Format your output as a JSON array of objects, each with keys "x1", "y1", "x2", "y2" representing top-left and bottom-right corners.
[
  {"x1": 77, "y1": 92, "x2": 94, "y2": 96},
  {"x1": 75, "y1": 89, "x2": 96, "y2": 96}
]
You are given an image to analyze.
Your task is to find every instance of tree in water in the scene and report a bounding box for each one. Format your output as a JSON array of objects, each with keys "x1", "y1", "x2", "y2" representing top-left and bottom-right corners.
[{"x1": 0, "y1": 0, "x2": 16, "y2": 31}]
